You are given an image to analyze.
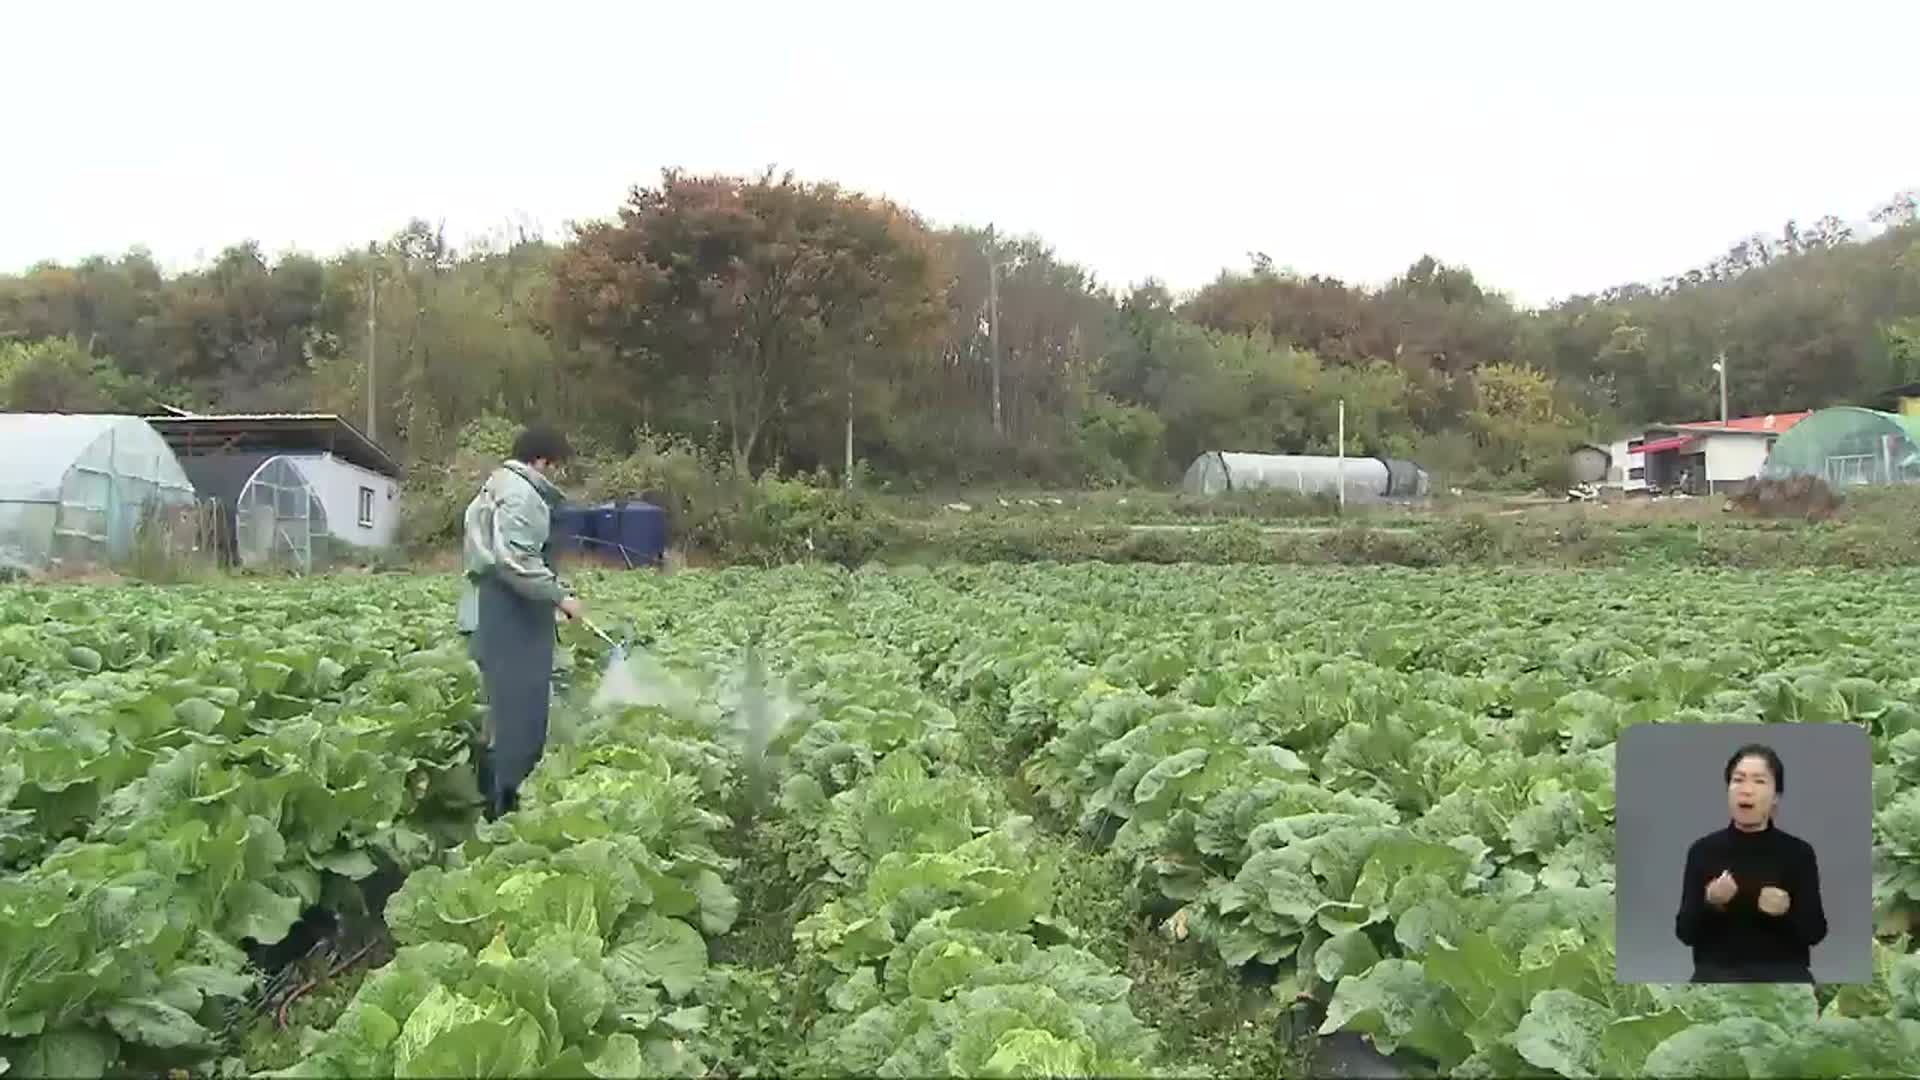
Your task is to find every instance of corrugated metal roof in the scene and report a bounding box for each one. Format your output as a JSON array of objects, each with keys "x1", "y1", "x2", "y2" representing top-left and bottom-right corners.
[
  {"x1": 147, "y1": 413, "x2": 401, "y2": 478},
  {"x1": 163, "y1": 411, "x2": 359, "y2": 423}
]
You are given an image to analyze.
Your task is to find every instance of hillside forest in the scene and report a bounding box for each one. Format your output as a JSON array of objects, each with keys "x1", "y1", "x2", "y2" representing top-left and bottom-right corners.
[{"x1": 4, "y1": 172, "x2": 1918, "y2": 513}]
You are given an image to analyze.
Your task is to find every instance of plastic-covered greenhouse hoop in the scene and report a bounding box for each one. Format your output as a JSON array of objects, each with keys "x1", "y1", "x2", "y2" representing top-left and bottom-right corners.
[
  {"x1": 1179, "y1": 451, "x2": 1429, "y2": 502},
  {"x1": 0, "y1": 414, "x2": 197, "y2": 570},
  {"x1": 1761, "y1": 407, "x2": 1920, "y2": 488}
]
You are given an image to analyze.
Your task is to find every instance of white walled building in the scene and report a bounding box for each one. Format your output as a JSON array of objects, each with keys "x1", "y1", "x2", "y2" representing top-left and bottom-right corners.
[
  {"x1": 148, "y1": 413, "x2": 402, "y2": 569},
  {"x1": 1598, "y1": 412, "x2": 1809, "y2": 495}
]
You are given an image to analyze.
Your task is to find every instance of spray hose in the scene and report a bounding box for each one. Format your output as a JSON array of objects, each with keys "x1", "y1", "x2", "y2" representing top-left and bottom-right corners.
[{"x1": 579, "y1": 617, "x2": 619, "y2": 649}]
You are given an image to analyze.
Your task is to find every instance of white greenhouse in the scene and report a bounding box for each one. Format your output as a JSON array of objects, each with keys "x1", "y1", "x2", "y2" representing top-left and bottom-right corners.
[
  {"x1": 1181, "y1": 451, "x2": 1431, "y2": 502},
  {"x1": 0, "y1": 413, "x2": 200, "y2": 571}
]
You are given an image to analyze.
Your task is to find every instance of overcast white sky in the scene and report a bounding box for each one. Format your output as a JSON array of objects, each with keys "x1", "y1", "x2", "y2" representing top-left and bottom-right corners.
[{"x1": 5, "y1": 0, "x2": 1915, "y2": 307}]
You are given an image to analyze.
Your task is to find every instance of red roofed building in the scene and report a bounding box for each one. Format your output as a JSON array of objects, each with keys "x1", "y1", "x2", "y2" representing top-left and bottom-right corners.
[
  {"x1": 1666, "y1": 412, "x2": 1812, "y2": 435},
  {"x1": 1598, "y1": 412, "x2": 1810, "y2": 495}
]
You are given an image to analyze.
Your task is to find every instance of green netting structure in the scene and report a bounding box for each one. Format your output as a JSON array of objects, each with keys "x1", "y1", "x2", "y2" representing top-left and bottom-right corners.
[
  {"x1": 1760, "y1": 407, "x2": 1920, "y2": 487},
  {"x1": 0, "y1": 413, "x2": 199, "y2": 572}
]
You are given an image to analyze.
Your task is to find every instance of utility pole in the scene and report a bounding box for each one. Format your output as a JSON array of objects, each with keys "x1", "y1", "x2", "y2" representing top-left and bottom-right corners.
[
  {"x1": 845, "y1": 350, "x2": 855, "y2": 490},
  {"x1": 1715, "y1": 352, "x2": 1729, "y2": 427},
  {"x1": 366, "y1": 270, "x2": 377, "y2": 442},
  {"x1": 1337, "y1": 399, "x2": 1347, "y2": 512},
  {"x1": 986, "y1": 225, "x2": 1002, "y2": 437}
]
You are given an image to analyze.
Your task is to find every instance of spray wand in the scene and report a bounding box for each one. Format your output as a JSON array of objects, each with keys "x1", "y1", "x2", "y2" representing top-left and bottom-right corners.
[
  {"x1": 579, "y1": 616, "x2": 619, "y2": 650},
  {"x1": 577, "y1": 617, "x2": 630, "y2": 683}
]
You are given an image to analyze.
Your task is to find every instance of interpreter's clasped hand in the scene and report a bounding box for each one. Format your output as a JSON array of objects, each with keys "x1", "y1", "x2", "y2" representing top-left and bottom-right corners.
[
  {"x1": 1758, "y1": 886, "x2": 1791, "y2": 916},
  {"x1": 1705, "y1": 870, "x2": 1738, "y2": 907}
]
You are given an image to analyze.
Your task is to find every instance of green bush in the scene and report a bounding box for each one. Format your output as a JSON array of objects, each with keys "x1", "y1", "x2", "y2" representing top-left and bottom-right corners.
[
  {"x1": 1321, "y1": 524, "x2": 1439, "y2": 567},
  {"x1": 0, "y1": 336, "x2": 174, "y2": 413},
  {"x1": 1813, "y1": 523, "x2": 1920, "y2": 569},
  {"x1": 870, "y1": 415, "x2": 1088, "y2": 491},
  {"x1": 397, "y1": 413, "x2": 521, "y2": 551},
  {"x1": 1166, "y1": 489, "x2": 1335, "y2": 521},
  {"x1": 576, "y1": 429, "x2": 738, "y2": 553},
  {"x1": 1432, "y1": 513, "x2": 1502, "y2": 561},
  {"x1": 904, "y1": 520, "x2": 1128, "y2": 564},
  {"x1": 1179, "y1": 522, "x2": 1279, "y2": 564},
  {"x1": 408, "y1": 422, "x2": 909, "y2": 568},
  {"x1": 722, "y1": 477, "x2": 902, "y2": 567},
  {"x1": 1113, "y1": 529, "x2": 1191, "y2": 565},
  {"x1": 1075, "y1": 397, "x2": 1167, "y2": 487}
]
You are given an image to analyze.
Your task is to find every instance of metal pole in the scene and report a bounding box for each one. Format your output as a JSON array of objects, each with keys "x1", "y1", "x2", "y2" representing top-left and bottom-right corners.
[
  {"x1": 987, "y1": 226, "x2": 1002, "y2": 437},
  {"x1": 845, "y1": 351, "x2": 855, "y2": 489},
  {"x1": 366, "y1": 270, "x2": 377, "y2": 442},
  {"x1": 1717, "y1": 352, "x2": 1728, "y2": 427},
  {"x1": 1337, "y1": 399, "x2": 1347, "y2": 512}
]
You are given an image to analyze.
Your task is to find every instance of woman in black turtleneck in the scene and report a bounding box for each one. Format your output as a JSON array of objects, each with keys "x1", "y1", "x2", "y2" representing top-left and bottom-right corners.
[{"x1": 1673, "y1": 743, "x2": 1828, "y2": 983}]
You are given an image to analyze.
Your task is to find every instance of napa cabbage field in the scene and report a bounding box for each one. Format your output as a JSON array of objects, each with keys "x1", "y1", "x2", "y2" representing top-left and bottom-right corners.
[{"x1": 2, "y1": 565, "x2": 1918, "y2": 1078}]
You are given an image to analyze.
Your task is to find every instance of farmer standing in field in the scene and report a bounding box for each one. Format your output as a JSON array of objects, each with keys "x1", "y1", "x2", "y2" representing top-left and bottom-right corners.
[{"x1": 457, "y1": 425, "x2": 583, "y2": 820}]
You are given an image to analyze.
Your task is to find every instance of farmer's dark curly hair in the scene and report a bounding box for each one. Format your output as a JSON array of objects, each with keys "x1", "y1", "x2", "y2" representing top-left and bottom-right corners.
[
  {"x1": 511, "y1": 425, "x2": 573, "y2": 465},
  {"x1": 1724, "y1": 743, "x2": 1785, "y2": 794}
]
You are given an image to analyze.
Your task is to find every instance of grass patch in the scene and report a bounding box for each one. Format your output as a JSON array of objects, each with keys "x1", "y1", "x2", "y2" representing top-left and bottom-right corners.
[
  {"x1": 983, "y1": 717, "x2": 1312, "y2": 1077},
  {"x1": 1047, "y1": 835, "x2": 1311, "y2": 1079},
  {"x1": 234, "y1": 956, "x2": 378, "y2": 1074},
  {"x1": 708, "y1": 815, "x2": 809, "y2": 973}
]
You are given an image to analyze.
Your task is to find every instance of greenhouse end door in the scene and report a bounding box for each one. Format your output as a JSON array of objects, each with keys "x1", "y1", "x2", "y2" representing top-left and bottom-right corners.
[
  {"x1": 57, "y1": 463, "x2": 112, "y2": 563},
  {"x1": 1824, "y1": 454, "x2": 1878, "y2": 487},
  {"x1": 107, "y1": 465, "x2": 123, "y2": 559},
  {"x1": 1823, "y1": 431, "x2": 1895, "y2": 486}
]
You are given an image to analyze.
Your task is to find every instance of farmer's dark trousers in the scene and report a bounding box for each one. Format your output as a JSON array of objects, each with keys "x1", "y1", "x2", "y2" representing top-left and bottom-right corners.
[{"x1": 470, "y1": 576, "x2": 555, "y2": 820}]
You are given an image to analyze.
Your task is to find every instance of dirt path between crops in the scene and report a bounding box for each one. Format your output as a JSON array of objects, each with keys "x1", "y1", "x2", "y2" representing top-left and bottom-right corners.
[{"x1": 1122, "y1": 523, "x2": 1420, "y2": 536}]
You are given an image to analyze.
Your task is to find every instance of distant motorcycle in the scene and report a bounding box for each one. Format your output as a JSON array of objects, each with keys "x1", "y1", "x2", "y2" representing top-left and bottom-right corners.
[{"x1": 1566, "y1": 483, "x2": 1599, "y2": 502}]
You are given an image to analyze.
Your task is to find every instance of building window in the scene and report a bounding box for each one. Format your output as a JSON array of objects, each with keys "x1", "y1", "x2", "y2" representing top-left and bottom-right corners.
[
  {"x1": 1629, "y1": 467, "x2": 1645, "y2": 480},
  {"x1": 358, "y1": 486, "x2": 375, "y2": 528}
]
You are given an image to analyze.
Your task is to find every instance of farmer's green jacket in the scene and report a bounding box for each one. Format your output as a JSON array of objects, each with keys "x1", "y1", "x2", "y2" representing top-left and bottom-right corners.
[{"x1": 457, "y1": 460, "x2": 570, "y2": 634}]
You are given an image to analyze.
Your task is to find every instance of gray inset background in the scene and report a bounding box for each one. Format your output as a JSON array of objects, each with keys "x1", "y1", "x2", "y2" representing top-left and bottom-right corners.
[{"x1": 1614, "y1": 722, "x2": 1873, "y2": 984}]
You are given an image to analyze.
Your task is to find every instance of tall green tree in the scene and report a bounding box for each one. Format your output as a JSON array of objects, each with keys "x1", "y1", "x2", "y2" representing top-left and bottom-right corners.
[
  {"x1": 549, "y1": 170, "x2": 944, "y2": 475},
  {"x1": 0, "y1": 337, "x2": 162, "y2": 413}
]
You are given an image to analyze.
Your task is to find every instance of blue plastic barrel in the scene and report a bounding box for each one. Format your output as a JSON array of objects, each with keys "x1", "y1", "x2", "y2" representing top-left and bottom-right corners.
[
  {"x1": 549, "y1": 505, "x2": 593, "y2": 554},
  {"x1": 551, "y1": 500, "x2": 667, "y2": 567},
  {"x1": 611, "y1": 501, "x2": 667, "y2": 565}
]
